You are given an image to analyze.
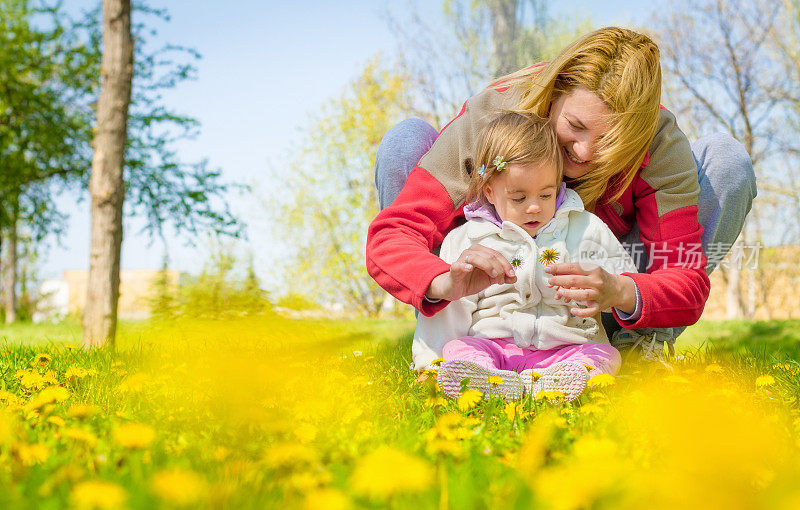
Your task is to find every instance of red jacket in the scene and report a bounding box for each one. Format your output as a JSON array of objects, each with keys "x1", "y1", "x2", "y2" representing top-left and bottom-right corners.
[{"x1": 366, "y1": 86, "x2": 709, "y2": 329}]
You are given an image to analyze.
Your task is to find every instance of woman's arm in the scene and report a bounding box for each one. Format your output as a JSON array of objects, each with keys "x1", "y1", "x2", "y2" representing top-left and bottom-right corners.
[
  {"x1": 366, "y1": 88, "x2": 517, "y2": 316},
  {"x1": 367, "y1": 167, "x2": 461, "y2": 316},
  {"x1": 615, "y1": 108, "x2": 710, "y2": 328}
]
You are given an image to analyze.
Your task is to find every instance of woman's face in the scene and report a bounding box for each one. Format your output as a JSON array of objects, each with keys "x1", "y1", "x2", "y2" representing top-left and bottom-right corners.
[{"x1": 549, "y1": 87, "x2": 612, "y2": 179}]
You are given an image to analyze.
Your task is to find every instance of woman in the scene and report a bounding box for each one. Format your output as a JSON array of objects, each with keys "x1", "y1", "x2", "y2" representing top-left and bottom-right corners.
[{"x1": 366, "y1": 27, "x2": 756, "y2": 362}]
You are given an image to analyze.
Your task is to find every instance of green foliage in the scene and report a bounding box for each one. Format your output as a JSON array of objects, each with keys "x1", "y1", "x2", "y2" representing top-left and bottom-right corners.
[
  {"x1": 149, "y1": 245, "x2": 272, "y2": 320},
  {"x1": 72, "y1": 2, "x2": 245, "y2": 241},
  {"x1": 272, "y1": 58, "x2": 413, "y2": 317},
  {"x1": 0, "y1": 0, "x2": 94, "y2": 240},
  {"x1": 275, "y1": 293, "x2": 320, "y2": 312}
]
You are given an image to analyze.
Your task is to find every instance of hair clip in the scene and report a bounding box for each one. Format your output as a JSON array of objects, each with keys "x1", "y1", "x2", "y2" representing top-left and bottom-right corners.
[
  {"x1": 493, "y1": 155, "x2": 507, "y2": 171},
  {"x1": 477, "y1": 164, "x2": 487, "y2": 178}
]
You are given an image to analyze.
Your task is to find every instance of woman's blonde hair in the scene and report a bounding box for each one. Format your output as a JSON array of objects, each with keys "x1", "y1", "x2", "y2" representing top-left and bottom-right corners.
[
  {"x1": 496, "y1": 27, "x2": 661, "y2": 209},
  {"x1": 466, "y1": 111, "x2": 563, "y2": 204}
]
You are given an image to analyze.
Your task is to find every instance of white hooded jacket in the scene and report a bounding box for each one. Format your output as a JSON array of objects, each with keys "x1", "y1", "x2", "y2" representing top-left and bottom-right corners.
[{"x1": 412, "y1": 188, "x2": 638, "y2": 370}]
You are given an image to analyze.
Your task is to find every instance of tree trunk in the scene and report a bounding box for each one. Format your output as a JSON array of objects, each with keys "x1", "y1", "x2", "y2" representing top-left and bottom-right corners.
[
  {"x1": 487, "y1": 0, "x2": 519, "y2": 76},
  {"x1": 726, "y1": 234, "x2": 744, "y2": 319},
  {"x1": 83, "y1": 0, "x2": 133, "y2": 349},
  {"x1": 3, "y1": 199, "x2": 17, "y2": 324}
]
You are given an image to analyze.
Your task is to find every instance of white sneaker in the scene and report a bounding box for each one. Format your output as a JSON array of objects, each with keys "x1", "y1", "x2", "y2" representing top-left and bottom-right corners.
[
  {"x1": 612, "y1": 328, "x2": 675, "y2": 369},
  {"x1": 437, "y1": 360, "x2": 525, "y2": 401},
  {"x1": 521, "y1": 361, "x2": 590, "y2": 402}
]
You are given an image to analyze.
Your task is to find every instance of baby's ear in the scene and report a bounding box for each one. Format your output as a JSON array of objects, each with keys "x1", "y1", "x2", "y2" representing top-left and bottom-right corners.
[{"x1": 483, "y1": 184, "x2": 496, "y2": 206}]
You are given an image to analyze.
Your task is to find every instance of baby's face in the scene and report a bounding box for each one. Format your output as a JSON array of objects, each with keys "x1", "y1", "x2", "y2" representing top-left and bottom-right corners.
[{"x1": 483, "y1": 161, "x2": 559, "y2": 237}]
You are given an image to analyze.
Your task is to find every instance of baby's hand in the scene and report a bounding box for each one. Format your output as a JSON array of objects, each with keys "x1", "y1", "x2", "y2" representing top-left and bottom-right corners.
[{"x1": 426, "y1": 245, "x2": 517, "y2": 301}]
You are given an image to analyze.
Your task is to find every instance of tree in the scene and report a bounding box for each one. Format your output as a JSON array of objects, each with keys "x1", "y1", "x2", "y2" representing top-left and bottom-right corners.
[
  {"x1": 77, "y1": 2, "x2": 244, "y2": 347},
  {"x1": 272, "y1": 59, "x2": 413, "y2": 317},
  {"x1": 654, "y1": 0, "x2": 795, "y2": 319},
  {"x1": 767, "y1": 0, "x2": 800, "y2": 236},
  {"x1": 0, "y1": 1, "x2": 242, "y2": 331},
  {"x1": 83, "y1": 0, "x2": 133, "y2": 348},
  {"x1": 0, "y1": 0, "x2": 95, "y2": 323},
  {"x1": 385, "y1": 0, "x2": 591, "y2": 127}
]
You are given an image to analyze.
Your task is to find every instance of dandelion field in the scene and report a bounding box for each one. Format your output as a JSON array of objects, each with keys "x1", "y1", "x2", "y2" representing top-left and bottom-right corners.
[{"x1": 1, "y1": 317, "x2": 800, "y2": 509}]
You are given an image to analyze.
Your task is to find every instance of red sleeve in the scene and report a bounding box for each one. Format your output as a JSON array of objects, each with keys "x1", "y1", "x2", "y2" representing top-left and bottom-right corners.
[
  {"x1": 366, "y1": 167, "x2": 464, "y2": 316},
  {"x1": 612, "y1": 178, "x2": 710, "y2": 328}
]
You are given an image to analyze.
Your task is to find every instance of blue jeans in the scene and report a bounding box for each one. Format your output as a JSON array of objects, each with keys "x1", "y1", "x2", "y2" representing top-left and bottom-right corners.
[{"x1": 374, "y1": 119, "x2": 757, "y2": 341}]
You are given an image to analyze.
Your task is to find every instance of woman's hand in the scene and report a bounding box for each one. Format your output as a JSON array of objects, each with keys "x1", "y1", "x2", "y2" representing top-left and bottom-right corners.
[
  {"x1": 544, "y1": 263, "x2": 636, "y2": 317},
  {"x1": 426, "y1": 245, "x2": 517, "y2": 302}
]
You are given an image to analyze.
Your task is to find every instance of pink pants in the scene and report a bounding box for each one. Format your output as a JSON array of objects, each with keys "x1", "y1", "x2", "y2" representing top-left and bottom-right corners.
[{"x1": 442, "y1": 337, "x2": 621, "y2": 377}]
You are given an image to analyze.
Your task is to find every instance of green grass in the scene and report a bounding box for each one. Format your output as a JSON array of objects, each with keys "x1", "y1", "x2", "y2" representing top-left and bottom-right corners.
[{"x1": 0, "y1": 316, "x2": 797, "y2": 509}]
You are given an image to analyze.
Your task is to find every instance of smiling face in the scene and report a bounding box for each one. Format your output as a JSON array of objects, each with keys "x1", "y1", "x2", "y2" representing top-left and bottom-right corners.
[
  {"x1": 483, "y1": 160, "x2": 560, "y2": 237},
  {"x1": 548, "y1": 87, "x2": 612, "y2": 179}
]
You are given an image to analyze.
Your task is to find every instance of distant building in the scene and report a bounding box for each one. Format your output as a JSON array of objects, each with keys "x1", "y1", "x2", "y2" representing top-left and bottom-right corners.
[{"x1": 34, "y1": 269, "x2": 180, "y2": 323}]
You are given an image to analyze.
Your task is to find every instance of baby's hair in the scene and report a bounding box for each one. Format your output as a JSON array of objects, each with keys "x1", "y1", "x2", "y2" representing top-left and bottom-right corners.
[{"x1": 466, "y1": 111, "x2": 564, "y2": 204}]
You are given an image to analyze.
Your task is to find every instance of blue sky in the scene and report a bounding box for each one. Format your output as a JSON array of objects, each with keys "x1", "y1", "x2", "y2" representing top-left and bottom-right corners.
[{"x1": 42, "y1": 0, "x2": 661, "y2": 286}]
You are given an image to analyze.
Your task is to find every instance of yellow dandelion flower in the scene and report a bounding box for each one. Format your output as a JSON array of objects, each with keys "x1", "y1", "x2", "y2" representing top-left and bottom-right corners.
[
  {"x1": 504, "y1": 401, "x2": 519, "y2": 421},
  {"x1": 62, "y1": 427, "x2": 98, "y2": 448},
  {"x1": 67, "y1": 403, "x2": 101, "y2": 420},
  {"x1": 0, "y1": 411, "x2": 16, "y2": 446},
  {"x1": 580, "y1": 403, "x2": 605, "y2": 416},
  {"x1": 113, "y1": 422, "x2": 156, "y2": 449},
  {"x1": 0, "y1": 390, "x2": 23, "y2": 408},
  {"x1": 463, "y1": 417, "x2": 482, "y2": 428},
  {"x1": 530, "y1": 371, "x2": 543, "y2": 381},
  {"x1": 350, "y1": 447, "x2": 433, "y2": 499},
  {"x1": 287, "y1": 470, "x2": 330, "y2": 492},
  {"x1": 539, "y1": 248, "x2": 560, "y2": 265},
  {"x1": 587, "y1": 373, "x2": 616, "y2": 389},
  {"x1": 42, "y1": 370, "x2": 59, "y2": 385},
  {"x1": 71, "y1": 480, "x2": 127, "y2": 510},
  {"x1": 15, "y1": 442, "x2": 50, "y2": 466},
  {"x1": 588, "y1": 391, "x2": 609, "y2": 401},
  {"x1": 457, "y1": 390, "x2": 483, "y2": 411},
  {"x1": 264, "y1": 442, "x2": 317, "y2": 470},
  {"x1": 304, "y1": 488, "x2": 351, "y2": 510},
  {"x1": 117, "y1": 373, "x2": 150, "y2": 393},
  {"x1": 663, "y1": 375, "x2": 691, "y2": 384},
  {"x1": 149, "y1": 468, "x2": 208, "y2": 507},
  {"x1": 25, "y1": 386, "x2": 70, "y2": 412},
  {"x1": 66, "y1": 366, "x2": 99, "y2": 381},
  {"x1": 47, "y1": 416, "x2": 66, "y2": 427},
  {"x1": 755, "y1": 375, "x2": 776, "y2": 388},
  {"x1": 436, "y1": 412, "x2": 463, "y2": 431},
  {"x1": 534, "y1": 390, "x2": 565, "y2": 402},
  {"x1": 425, "y1": 437, "x2": 464, "y2": 458},
  {"x1": 430, "y1": 358, "x2": 445, "y2": 366},
  {"x1": 294, "y1": 423, "x2": 317, "y2": 443},
  {"x1": 705, "y1": 363, "x2": 724, "y2": 374},
  {"x1": 454, "y1": 426, "x2": 473, "y2": 440},
  {"x1": 583, "y1": 364, "x2": 594, "y2": 371},
  {"x1": 35, "y1": 353, "x2": 52, "y2": 365},
  {"x1": 425, "y1": 395, "x2": 449, "y2": 407},
  {"x1": 16, "y1": 370, "x2": 46, "y2": 390},
  {"x1": 488, "y1": 375, "x2": 504, "y2": 385},
  {"x1": 212, "y1": 446, "x2": 230, "y2": 462}
]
